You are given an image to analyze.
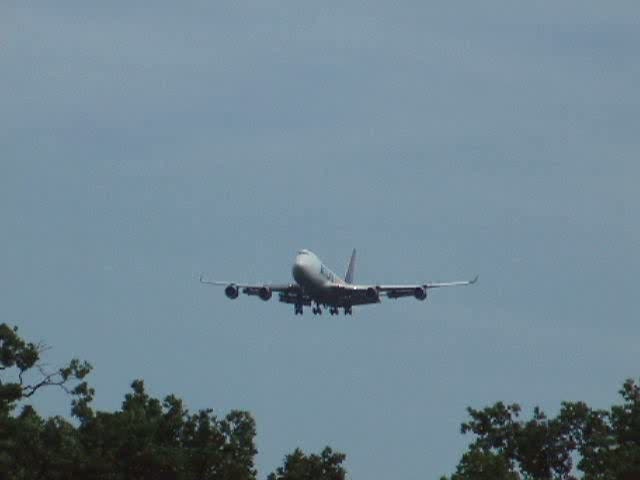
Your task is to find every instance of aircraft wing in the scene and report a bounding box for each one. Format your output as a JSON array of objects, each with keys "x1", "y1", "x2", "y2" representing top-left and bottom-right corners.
[
  {"x1": 199, "y1": 276, "x2": 295, "y2": 292},
  {"x1": 200, "y1": 276, "x2": 299, "y2": 292},
  {"x1": 377, "y1": 275, "x2": 479, "y2": 298},
  {"x1": 322, "y1": 275, "x2": 477, "y2": 304},
  {"x1": 199, "y1": 275, "x2": 311, "y2": 303}
]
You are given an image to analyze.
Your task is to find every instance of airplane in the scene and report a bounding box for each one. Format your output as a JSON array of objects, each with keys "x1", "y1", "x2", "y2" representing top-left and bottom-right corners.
[{"x1": 200, "y1": 249, "x2": 478, "y2": 315}]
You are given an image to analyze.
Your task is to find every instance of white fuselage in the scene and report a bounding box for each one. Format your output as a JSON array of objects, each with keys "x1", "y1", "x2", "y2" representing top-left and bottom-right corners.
[{"x1": 292, "y1": 250, "x2": 344, "y2": 297}]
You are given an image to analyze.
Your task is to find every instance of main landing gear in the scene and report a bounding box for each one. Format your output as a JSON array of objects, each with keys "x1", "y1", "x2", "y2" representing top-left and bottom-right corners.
[
  {"x1": 294, "y1": 304, "x2": 352, "y2": 316},
  {"x1": 293, "y1": 303, "x2": 324, "y2": 315},
  {"x1": 328, "y1": 306, "x2": 352, "y2": 315}
]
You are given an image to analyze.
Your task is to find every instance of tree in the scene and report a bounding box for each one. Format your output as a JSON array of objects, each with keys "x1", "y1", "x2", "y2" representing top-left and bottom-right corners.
[
  {"x1": 267, "y1": 447, "x2": 347, "y2": 480},
  {"x1": 443, "y1": 448, "x2": 520, "y2": 480},
  {"x1": 73, "y1": 380, "x2": 258, "y2": 480},
  {"x1": 0, "y1": 323, "x2": 93, "y2": 413},
  {"x1": 449, "y1": 401, "x2": 571, "y2": 479},
  {"x1": 0, "y1": 325, "x2": 260, "y2": 480},
  {"x1": 447, "y1": 379, "x2": 640, "y2": 480},
  {"x1": 560, "y1": 380, "x2": 640, "y2": 480},
  {"x1": 0, "y1": 323, "x2": 93, "y2": 479},
  {"x1": 451, "y1": 402, "x2": 578, "y2": 479}
]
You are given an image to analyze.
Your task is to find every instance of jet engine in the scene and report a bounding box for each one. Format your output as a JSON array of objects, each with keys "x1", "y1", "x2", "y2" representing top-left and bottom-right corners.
[
  {"x1": 365, "y1": 287, "x2": 379, "y2": 301},
  {"x1": 258, "y1": 286, "x2": 272, "y2": 301},
  {"x1": 414, "y1": 286, "x2": 427, "y2": 301},
  {"x1": 225, "y1": 284, "x2": 239, "y2": 299}
]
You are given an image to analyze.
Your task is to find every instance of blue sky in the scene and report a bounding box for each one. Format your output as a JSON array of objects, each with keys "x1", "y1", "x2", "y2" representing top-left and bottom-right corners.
[{"x1": 2, "y1": 2, "x2": 639, "y2": 478}]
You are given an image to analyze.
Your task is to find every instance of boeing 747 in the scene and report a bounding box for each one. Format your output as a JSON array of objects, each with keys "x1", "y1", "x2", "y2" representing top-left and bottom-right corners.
[{"x1": 200, "y1": 249, "x2": 477, "y2": 315}]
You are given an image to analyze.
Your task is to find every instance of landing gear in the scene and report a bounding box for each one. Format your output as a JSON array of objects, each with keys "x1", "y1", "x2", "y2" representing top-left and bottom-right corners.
[{"x1": 294, "y1": 303, "x2": 346, "y2": 316}]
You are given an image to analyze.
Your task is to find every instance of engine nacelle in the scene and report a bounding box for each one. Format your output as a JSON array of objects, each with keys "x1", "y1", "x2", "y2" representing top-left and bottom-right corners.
[
  {"x1": 414, "y1": 286, "x2": 427, "y2": 301},
  {"x1": 365, "y1": 287, "x2": 379, "y2": 301},
  {"x1": 225, "y1": 284, "x2": 239, "y2": 299},
  {"x1": 258, "y1": 286, "x2": 272, "y2": 301}
]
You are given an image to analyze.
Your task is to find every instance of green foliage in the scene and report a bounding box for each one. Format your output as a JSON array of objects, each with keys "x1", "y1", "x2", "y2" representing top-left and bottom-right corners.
[
  {"x1": 66, "y1": 379, "x2": 258, "y2": 480},
  {"x1": 0, "y1": 323, "x2": 93, "y2": 413},
  {"x1": 448, "y1": 448, "x2": 520, "y2": 480},
  {"x1": 560, "y1": 379, "x2": 640, "y2": 480},
  {"x1": 0, "y1": 323, "x2": 345, "y2": 480},
  {"x1": 267, "y1": 447, "x2": 347, "y2": 480},
  {"x1": 0, "y1": 323, "x2": 38, "y2": 370},
  {"x1": 449, "y1": 379, "x2": 640, "y2": 480}
]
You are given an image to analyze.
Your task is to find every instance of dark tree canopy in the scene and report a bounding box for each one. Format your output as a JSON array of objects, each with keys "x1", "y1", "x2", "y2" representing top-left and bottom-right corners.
[
  {"x1": 445, "y1": 449, "x2": 519, "y2": 480},
  {"x1": 444, "y1": 379, "x2": 640, "y2": 480},
  {"x1": 0, "y1": 323, "x2": 92, "y2": 413},
  {"x1": 1, "y1": 378, "x2": 259, "y2": 480},
  {"x1": 267, "y1": 447, "x2": 347, "y2": 480},
  {"x1": 0, "y1": 323, "x2": 345, "y2": 480}
]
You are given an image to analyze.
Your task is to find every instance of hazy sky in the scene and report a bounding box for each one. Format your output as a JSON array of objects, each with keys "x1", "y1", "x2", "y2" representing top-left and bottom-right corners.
[{"x1": 2, "y1": 2, "x2": 639, "y2": 478}]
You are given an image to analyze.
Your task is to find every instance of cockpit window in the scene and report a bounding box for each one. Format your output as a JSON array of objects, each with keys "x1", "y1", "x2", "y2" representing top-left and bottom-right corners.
[{"x1": 297, "y1": 249, "x2": 310, "y2": 255}]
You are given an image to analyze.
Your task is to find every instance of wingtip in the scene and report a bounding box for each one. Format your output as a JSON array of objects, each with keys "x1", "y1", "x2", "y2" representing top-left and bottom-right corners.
[{"x1": 471, "y1": 275, "x2": 479, "y2": 284}]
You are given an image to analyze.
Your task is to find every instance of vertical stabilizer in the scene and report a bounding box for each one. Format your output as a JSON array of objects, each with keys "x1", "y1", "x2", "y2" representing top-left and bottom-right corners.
[{"x1": 345, "y1": 249, "x2": 356, "y2": 284}]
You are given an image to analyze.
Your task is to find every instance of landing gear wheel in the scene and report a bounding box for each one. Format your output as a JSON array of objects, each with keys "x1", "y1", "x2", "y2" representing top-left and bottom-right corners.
[
  {"x1": 329, "y1": 307, "x2": 339, "y2": 315},
  {"x1": 344, "y1": 306, "x2": 352, "y2": 315},
  {"x1": 294, "y1": 304, "x2": 303, "y2": 315}
]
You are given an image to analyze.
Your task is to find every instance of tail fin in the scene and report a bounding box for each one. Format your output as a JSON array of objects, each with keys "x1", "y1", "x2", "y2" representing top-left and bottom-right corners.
[{"x1": 345, "y1": 249, "x2": 356, "y2": 284}]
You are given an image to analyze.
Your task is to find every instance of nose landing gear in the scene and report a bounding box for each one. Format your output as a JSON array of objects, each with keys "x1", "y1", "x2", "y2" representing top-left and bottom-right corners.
[{"x1": 294, "y1": 304, "x2": 303, "y2": 315}]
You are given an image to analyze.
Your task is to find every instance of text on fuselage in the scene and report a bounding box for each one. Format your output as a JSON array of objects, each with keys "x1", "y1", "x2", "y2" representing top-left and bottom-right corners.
[{"x1": 320, "y1": 265, "x2": 336, "y2": 282}]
